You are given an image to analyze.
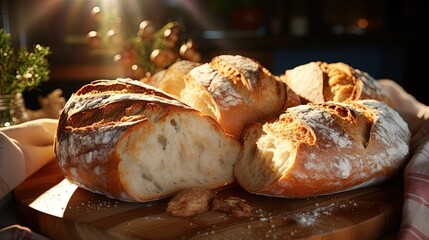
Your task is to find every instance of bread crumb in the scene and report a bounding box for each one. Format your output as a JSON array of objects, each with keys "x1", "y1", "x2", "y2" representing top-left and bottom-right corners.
[
  {"x1": 211, "y1": 196, "x2": 254, "y2": 218},
  {"x1": 166, "y1": 187, "x2": 215, "y2": 217}
]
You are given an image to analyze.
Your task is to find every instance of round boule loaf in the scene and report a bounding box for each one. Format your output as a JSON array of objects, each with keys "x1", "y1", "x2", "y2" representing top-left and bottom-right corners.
[{"x1": 180, "y1": 54, "x2": 301, "y2": 138}]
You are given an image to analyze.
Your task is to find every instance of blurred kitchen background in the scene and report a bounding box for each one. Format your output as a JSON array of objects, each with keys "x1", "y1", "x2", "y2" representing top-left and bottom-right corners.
[{"x1": 1, "y1": 0, "x2": 428, "y2": 107}]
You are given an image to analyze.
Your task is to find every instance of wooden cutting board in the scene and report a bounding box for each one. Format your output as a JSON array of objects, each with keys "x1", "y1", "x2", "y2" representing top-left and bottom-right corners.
[{"x1": 14, "y1": 160, "x2": 402, "y2": 240}]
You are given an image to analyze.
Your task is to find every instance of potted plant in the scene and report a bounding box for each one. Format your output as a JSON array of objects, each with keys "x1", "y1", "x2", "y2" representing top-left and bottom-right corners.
[{"x1": 0, "y1": 28, "x2": 51, "y2": 127}]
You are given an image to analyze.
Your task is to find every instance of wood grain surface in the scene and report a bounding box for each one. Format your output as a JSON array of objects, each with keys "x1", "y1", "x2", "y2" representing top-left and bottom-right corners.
[{"x1": 14, "y1": 160, "x2": 403, "y2": 240}]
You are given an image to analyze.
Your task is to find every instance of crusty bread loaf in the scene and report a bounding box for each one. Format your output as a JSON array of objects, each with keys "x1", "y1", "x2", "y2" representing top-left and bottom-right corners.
[
  {"x1": 280, "y1": 61, "x2": 391, "y2": 105},
  {"x1": 180, "y1": 55, "x2": 301, "y2": 138},
  {"x1": 234, "y1": 99, "x2": 411, "y2": 198},
  {"x1": 54, "y1": 78, "x2": 241, "y2": 202},
  {"x1": 141, "y1": 60, "x2": 201, "y2": 98}
]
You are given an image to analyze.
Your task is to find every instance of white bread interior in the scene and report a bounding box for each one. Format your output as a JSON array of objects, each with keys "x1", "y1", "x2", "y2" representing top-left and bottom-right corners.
[
  {"x1": 234, "y1": 99, "x2": 410, "y2": 197},
  {"x1": 55, "y1": 78, "x2": 241, "y2": 202}
]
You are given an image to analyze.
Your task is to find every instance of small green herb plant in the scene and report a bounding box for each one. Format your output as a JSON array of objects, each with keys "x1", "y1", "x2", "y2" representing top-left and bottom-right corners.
[{"x1": 0, "y1": 29, "x2": 51, "y2": 95}]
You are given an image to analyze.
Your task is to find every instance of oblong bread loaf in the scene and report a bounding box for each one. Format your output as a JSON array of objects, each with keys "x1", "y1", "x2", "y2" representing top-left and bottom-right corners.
[
  {"x1": 234, "y1": 99, "x2": 410, "y2": 198},
  {"x1": 180, "y1": 55, "x2": 300, "y2": 138},
  {"x1": 280, "y1": 61, "x2": 391, "y2": 105},
  {"x1": 54, "y1": 78, "x2": 241, "y2": 202}
]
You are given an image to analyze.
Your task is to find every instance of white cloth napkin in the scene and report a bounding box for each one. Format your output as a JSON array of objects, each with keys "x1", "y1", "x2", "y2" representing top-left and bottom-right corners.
[
  {"x1": 0, "y1": 118, "x2": 58, "y2": 199},
  {"x1": 399, "y1": 136, "x2": 429, "y2": 239},
  {"x1": 379, "y1": 79, "x2": 429, "y2": 239}
]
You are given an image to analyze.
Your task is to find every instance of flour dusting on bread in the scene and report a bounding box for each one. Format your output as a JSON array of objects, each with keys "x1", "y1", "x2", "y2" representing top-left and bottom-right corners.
[
  {"x1": 55, "y1": 78, "x2": 241, "y2": 202},
  {"x1": 181, "y1": 54, "x2": 291, "y2": 138},
  {"x1": 187, "y1": 63, "x2": 243, "y2": 110},
  {"x1": 234, "y1": 99, "x2": 410, "y2": 198},
  {"x1": 54, "y1": 56, "x2": 409, "y2": 203}
]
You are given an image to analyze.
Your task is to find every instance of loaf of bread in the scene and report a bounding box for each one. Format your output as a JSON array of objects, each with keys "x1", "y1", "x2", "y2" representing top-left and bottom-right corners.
[
  {"x1": 279, "y1": 61, "x2": 391, "y2": 105},
  {"x1": 141, "y1": 60, "x2": 201, "y2": 98},
  {"x1": 54, "y1": 78, "x2": 241, "y2": 202},
  {"x1": 180, "y1": 54, "x2": 301, "y2": 138},
  {"x1": 234, "y1": 99, "x2": 411, "y2": 198}
]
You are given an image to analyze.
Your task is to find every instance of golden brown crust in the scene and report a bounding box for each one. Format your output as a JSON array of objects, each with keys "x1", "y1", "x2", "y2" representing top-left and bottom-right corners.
[
  {"x1": 234, "y1": 100, "x2": 411, "y2": 198},
  {"x1": 180, "y1": 55, "x2": 296, "y2": 139},
  {"x1": 55, "y1": 78, "x2": 241, "y2": 202},
  {"x1": 280, "y1": 61, "x2": 391, "y2": 105},
  {"x1": 141, "y1": 60, "x2": 201, "y2": 98}
]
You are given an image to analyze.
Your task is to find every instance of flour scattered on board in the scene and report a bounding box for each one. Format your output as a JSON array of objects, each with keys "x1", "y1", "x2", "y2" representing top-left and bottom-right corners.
[
  {"x1": 291, "y1": 203, "x2": 334, "y2": 226},
  {"x1": 291, "y1": 200, "x2": 357, "y2": 227},
  {"x1": 83, "y1": 199, "x2": 120, "y2": 213}
]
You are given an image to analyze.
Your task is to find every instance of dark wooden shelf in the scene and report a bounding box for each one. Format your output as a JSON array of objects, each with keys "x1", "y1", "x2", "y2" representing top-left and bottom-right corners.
[{"x1": 190, "y1": 33, "x2": 406, "y2": 52}]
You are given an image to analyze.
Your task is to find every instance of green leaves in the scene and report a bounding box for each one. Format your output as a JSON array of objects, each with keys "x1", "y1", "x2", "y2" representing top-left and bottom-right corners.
[{"x1": 0, "y1": 29, "x2": 52, "y2": 94}]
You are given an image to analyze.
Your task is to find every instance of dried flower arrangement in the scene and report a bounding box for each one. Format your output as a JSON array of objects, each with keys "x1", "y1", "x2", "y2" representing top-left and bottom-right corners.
[{"x1": 85, "y1": 6, "x2": 201, "y2": 79}]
